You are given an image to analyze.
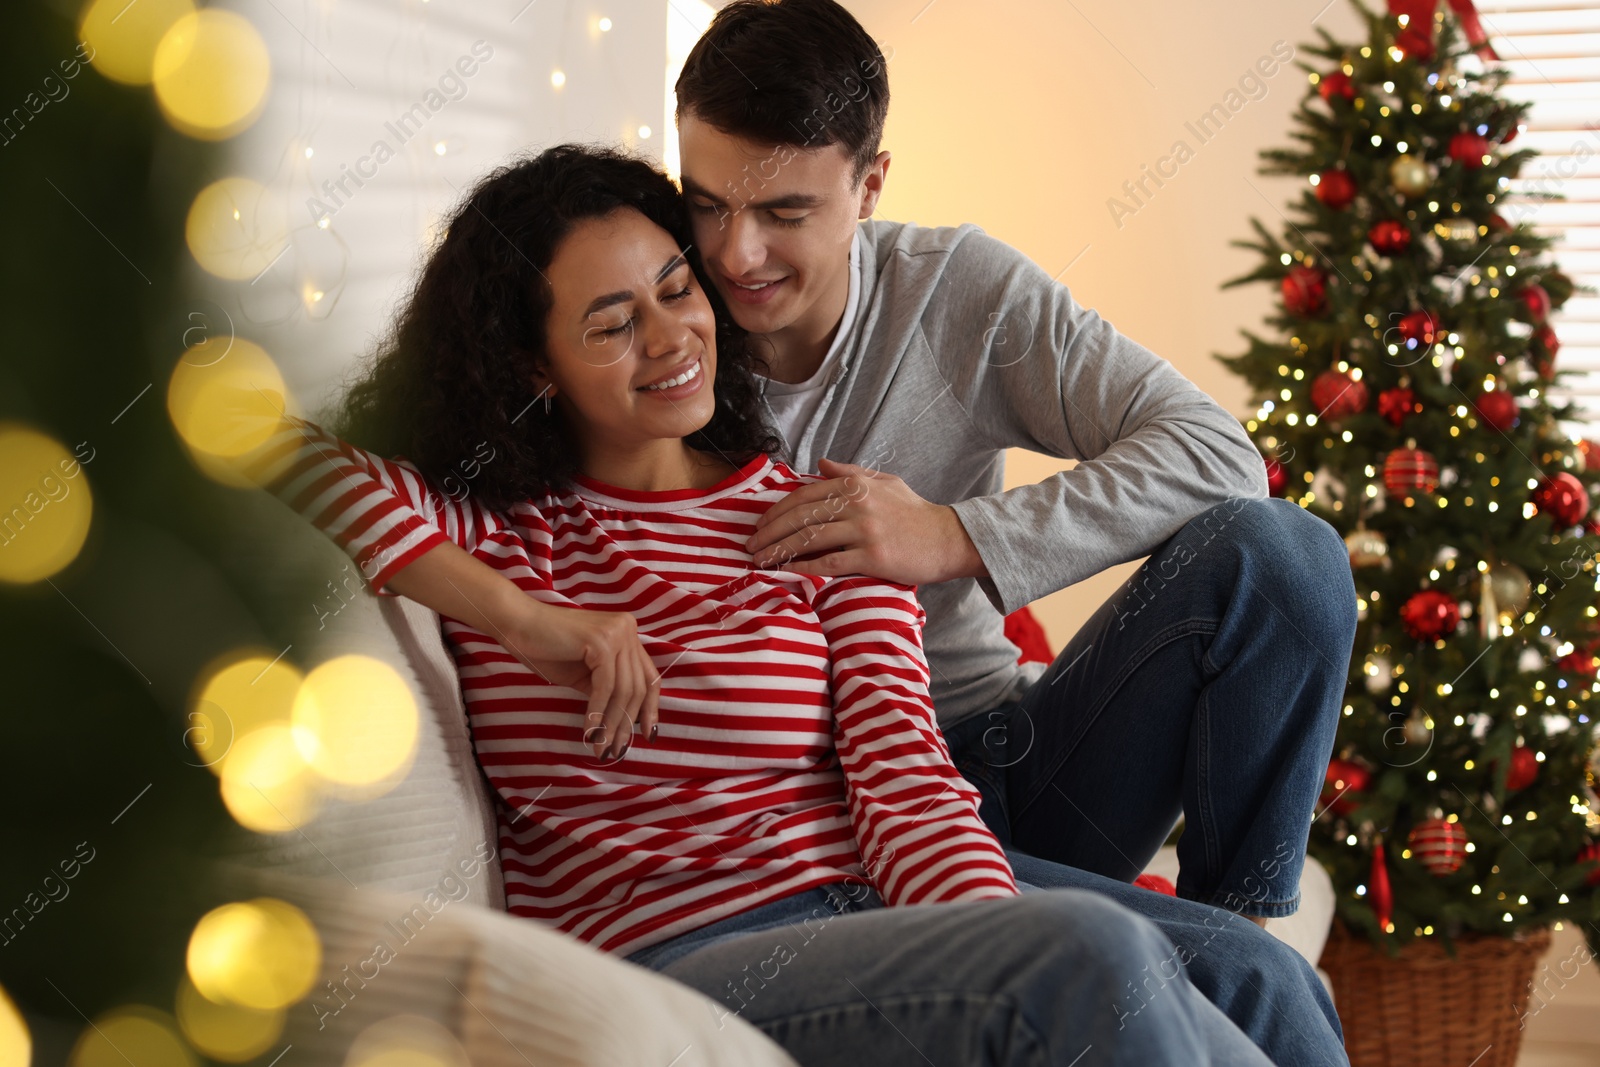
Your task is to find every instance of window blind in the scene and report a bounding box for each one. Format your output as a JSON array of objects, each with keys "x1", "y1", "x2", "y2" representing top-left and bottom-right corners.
[{"x1": 1475, "y1": 1, "x2": 1600, "y2": 437}]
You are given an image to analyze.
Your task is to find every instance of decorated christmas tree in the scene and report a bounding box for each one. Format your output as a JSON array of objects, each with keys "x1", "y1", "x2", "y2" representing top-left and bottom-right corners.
[{"x1": 1216, "y1": 0, "x2": 1600, "y2": 957}]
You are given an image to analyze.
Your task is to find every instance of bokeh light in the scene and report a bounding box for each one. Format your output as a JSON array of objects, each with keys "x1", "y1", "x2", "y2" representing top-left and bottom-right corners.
[
  {"x1": 175, "y1": 973, "x2": 285, "y2": 1062},
  {"x1": 185, "y1": 177, "x2": 288, "y2": 281},
  {"x1": 0, "y1": 424, "x2": 93, "y2": 585},
  {"x1": 77, "y1": 0, "x2": 195, "y2": 85},
  {"x1": 0, "y1": 983, "x2": 29, "y2": 1067},
  {"x1": 292, "y1": 656, "x2": 418, "y2": 788},
  {"x1": 68, "y1": 1006, "x2": 196, "y2": 1067},
  {"x1": 345, "y1": 1015, "x2": 470, "y2": 1067},
  {"x1": 186, "y1": 898, "x2": 321, "y2": 1011},
  {"x1": 219, "y1": 721, "x2": 323, "y2": 832},
  {"x1": 166, "y1": 337, "x2": 290, "y2": 460},
  {"x1": 152, "y1": 10, "x2": 271, "y2": 140},
  {"x1": 189, "y1": 651, "x2": 305, "y2": 775}
]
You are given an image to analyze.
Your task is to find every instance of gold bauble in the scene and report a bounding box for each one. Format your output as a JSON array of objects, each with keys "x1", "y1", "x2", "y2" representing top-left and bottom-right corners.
[
  {"x1": 1487, "y1": 562, "x2": 1531, "y2": 615},
  {"x1": 1389, "y1": 155, "x2": 1430, "y2": 197},
  {"x1": 1346, "y1": 527, "x2": 1389, "y2": 568}
]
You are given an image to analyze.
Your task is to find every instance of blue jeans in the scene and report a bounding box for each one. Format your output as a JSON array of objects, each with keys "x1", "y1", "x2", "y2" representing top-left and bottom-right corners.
[
  {"x1": 626, "y1": 878, "x2": 1277, "y2": 1065},
  {"x1": 947, "y1": 494, "x2": 1357, "y2": 1062},
  {"x1": 946, "y1": 496, "x2": 1356, "y2": 918}
]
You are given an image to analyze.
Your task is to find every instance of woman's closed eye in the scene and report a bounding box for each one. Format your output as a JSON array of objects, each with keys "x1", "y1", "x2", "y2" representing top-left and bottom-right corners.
[{"x1": 596, "y1": 285, "x2": 696, "y2": 335}]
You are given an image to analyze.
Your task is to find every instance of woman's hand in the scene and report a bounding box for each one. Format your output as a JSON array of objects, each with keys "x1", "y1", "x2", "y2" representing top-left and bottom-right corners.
[
  {"x1": 379, "y1": 541, "x2": 660, "y2": 763},
  {"x1": 505, "y1": 600, "x2": 661, "y2": 762}
]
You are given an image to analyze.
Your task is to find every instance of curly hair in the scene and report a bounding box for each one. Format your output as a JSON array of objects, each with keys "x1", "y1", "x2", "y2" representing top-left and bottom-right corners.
[{"x1": 330, "y1": 143, "x2": 781, "y2": 512}]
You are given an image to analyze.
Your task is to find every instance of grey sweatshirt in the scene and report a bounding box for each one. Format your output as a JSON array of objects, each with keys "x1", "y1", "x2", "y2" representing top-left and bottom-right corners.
[{"x1": 777, "y1": 219, "x2": 1270, "y2": 730}]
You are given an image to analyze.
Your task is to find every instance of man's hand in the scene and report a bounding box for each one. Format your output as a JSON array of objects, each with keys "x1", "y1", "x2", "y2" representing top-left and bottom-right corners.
[{"x1": 745, "y1": 458, "x2": 989, "y2": 586}]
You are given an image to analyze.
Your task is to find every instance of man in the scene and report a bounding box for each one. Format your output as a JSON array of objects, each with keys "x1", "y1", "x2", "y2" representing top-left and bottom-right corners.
[{"x1": 667, "y1": 0, "x2": 1358, "y2": 1062}]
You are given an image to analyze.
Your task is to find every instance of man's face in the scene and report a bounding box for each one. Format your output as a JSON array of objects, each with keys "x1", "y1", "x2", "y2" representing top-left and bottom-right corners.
[{"x1": 678, "y1": 111, "x2": 886, "y2": 341}]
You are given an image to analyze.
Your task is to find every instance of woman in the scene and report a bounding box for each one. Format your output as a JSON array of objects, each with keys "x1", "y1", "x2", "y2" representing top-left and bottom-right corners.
[{"x1": 243, "y1": 144, "x2": 1275, "y2": 1066}]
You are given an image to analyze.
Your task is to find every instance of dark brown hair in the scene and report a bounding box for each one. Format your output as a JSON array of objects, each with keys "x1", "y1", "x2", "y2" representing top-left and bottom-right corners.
[
  {"x1": 331, "y1": 143, "x2": 780, "y2": 511},
  {"x1": 674, "y1": 0, "x2": 890, "y2": 184}
]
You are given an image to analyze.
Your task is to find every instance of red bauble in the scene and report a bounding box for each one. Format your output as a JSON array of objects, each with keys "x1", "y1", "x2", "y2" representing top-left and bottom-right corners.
[
  {"x1": 1397, "y1": 309, "x2": 1442, "y2": 347},
  {"x1": 1324, "y1": 759, "x2": 1371, "y2": 815},
  {"x1": 1473, "y1": 388, "x2": 1518, "y2": 432},
  {"x1": 1579, "y1": 842, "x2": 1600, "y2": 888},
  {"x1": 1318, "y1": 70, "x2": 1356, "y2": 103},
  {"x1": 1488, "y1": 211, "x2": 1513, "y2": 235},
  {"x1": 1518, "y1": 283, "x2": 1552, "y2": 323},
  {"x1": 1282, "y1": 265, "x2": 1328, "y2": 316},
  {"x1": 1534, "y1": 322, "x2": 1561, "y2": 358},
  {"x1": 1377, "y1": 386, "x2": 1417, "y2": 427},
  {"x1": 1532, "y1": 472, "x2": 1589, "y2": 528},
  {"x1": 1395, "y1": 23, "x2": 1435, "y2": 61},
  {"x1": 1383, "y1": 445, "x2": 1439, "y2": 497},
  {"x1": 1368, "y1": 220, "x2": 1412, "y2": 256},
  {"x1": 1558, "y1": 649, "x2": 1599, "y2": 676},
  {"x1": 1408, "y1": 818, "x2": 1468, "y2": 876},
  {"x1": 1316, "y1": 168, "x2": 1358, "y2": 210},
  {"x1": 1505, "y1": 745, "x2": 1539, "y2": 791},
  {"x1": 1264, "y1": 455, "x2": 1288, "y2": 496},
  {"x1": 1310, "y1": 369, "x2": 1369, "y2": 421},
  {"x1": 1449, "y1": 131, "x2": 1492, "y2": 169},
  {"x1": 1401, "y1": 589, "x2": 1460, "y2": 641},
  {"x1": 1370, "y1": 839, "x2": 1394, "y2": 930}
]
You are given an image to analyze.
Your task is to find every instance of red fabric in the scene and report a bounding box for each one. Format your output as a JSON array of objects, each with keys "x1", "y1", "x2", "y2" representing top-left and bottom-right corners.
[
  {"x1": 1387, "y1": 0, "x2": 1499, "y2": 60},
  {"x1": 1135, "y1": 874, "x2": 1178, "y2": 896},
  {"x1": 1003, "y1": 606, "x2": 1055, "y2": 665}
]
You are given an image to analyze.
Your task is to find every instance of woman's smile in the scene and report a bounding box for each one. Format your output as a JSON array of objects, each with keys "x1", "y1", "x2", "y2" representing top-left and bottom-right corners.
[{"x1": 636, "y1": 355, "x2": 705, "y2": 398}]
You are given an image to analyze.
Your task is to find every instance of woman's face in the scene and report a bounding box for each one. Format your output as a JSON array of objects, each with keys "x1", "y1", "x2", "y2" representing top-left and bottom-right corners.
[{"x1": 537, "y1": 208, "x2": 719, "y2": 459}]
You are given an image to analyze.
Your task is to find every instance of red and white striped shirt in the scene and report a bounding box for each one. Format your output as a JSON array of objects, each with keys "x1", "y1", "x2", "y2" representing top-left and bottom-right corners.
[{"x1": 249, "y1": 417, "x2": 1018, "y2": 957}]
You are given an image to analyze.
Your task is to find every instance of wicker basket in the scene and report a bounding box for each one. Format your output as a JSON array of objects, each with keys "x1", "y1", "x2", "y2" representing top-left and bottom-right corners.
[{"x1": 1317, "y1": 920, "x2": 1553, "y2": 1067}]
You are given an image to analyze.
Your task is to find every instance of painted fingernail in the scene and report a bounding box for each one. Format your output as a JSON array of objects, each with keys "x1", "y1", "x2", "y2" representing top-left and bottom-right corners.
[
  {"x1": 585, "y1": 726, "x2": 606, "y2": 745},
  {"x1": 650, "y1": 724, "x2": 659, "y2": 742}
]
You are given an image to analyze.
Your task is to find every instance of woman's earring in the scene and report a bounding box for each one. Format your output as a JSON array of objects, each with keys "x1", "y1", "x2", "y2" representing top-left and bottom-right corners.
[{"x1": 535, "y1": 383, "x2": 553, "y2": 415}]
